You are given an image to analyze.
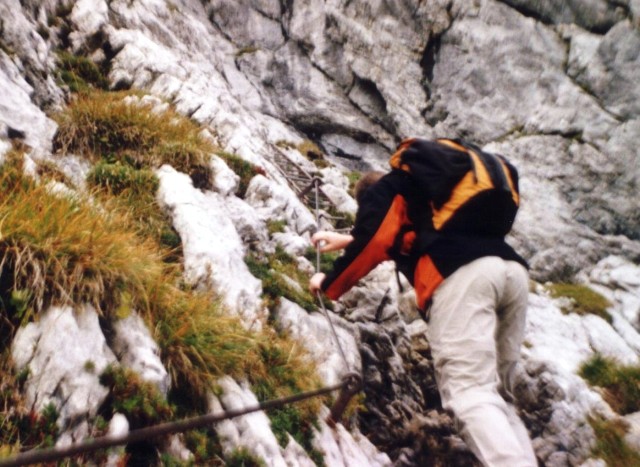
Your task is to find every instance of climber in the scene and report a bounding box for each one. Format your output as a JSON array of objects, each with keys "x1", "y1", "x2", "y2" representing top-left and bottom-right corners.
[{"x1": 309, "y1": 138, "x2": 537, "y2": 467}]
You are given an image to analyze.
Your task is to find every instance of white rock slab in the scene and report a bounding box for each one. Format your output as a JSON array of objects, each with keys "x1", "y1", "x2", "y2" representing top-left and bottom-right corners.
[
  {"x1": 208, "y1": 376, "x2": 292, "y2": 467},
  {"x1": 245, "y1": 174, "x2": 317, "y2": 235},
  {"x1": 11, "y1": 304, "x2": 117, "y2": 441},
  {"x1": 274, "y1": 298, "x2": 361, "y2": 387},
  {"x1": 156, "y1": 165, "x2": 264, "y2": 329},
  {"x1": 111, "y1": 312, "x2": 170, "y2": 395}
]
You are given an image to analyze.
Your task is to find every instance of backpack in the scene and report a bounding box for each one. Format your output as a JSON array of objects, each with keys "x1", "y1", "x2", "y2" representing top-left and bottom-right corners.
[{"x1": 389, "y1": 138, "x2": 520, "y2": 237}]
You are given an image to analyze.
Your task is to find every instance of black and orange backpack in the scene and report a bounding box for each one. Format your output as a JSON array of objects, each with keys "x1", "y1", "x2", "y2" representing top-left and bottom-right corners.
[{"x1": 389, "y1": 138, "x2": 520, "y2": 237}]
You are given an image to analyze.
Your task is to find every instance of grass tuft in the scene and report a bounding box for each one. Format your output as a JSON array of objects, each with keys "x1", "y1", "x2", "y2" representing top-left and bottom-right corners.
[
  {"x1": 0, "y1": 157, "x2": 165, "y2": 319},
  {"x1": 87, "y1": 161, "x2": 182, "y2": 258},
  {"x1": 53, "y1": 90, "x2": 214, "y2": 187},
  {"x1": 55, "y1": 51, "x2": 109, "y2": 93},
  {"x1": 589, "y1": 416, "x2": 640, "y2": 466},
  {"x1": 579, "y1": 354, "x2": 640, "y2": 415},
  {"x1": 547, "y1": 283, "x2": 612, "y2": 324}
]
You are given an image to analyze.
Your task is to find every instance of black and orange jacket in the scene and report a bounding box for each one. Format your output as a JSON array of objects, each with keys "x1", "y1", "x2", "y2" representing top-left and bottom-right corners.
[
  {"x1": 320, "y1": 138, "x2": 528, "y2": 310},
  {"x1": 321, "y1": 169, "x2": 419, "y2": 300}
]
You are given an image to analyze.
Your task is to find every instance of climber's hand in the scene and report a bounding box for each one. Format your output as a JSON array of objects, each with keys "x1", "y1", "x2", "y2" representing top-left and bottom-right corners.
[
  {"x1": 309, "y1": 272, "x2": 326, "y2": 295},
  {"x1": 311, "y1": 231, "x2": 354, "y2": 252}
]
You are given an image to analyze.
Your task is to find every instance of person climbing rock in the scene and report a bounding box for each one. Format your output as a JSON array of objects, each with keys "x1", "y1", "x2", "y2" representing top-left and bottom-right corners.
[{"x1": 310, "y1": 138, "x2": 537, "y2": 467}]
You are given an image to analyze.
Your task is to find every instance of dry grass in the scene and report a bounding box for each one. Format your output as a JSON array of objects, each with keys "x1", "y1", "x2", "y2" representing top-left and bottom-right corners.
[
  {"x1": 152, "y1": 279, "x2": 323, "y2": 413},
  {"x1": 0, "y1": 158, "x2": 164, "y2": 318},
  {"x1": 53, "y1": 90, "x2": 214, "y2": 185}
]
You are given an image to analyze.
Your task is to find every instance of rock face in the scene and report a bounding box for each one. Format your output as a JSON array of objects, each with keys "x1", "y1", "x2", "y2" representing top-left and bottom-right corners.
[{"x1": 1, "y1": 0, "x2": 640, "y2": 465}]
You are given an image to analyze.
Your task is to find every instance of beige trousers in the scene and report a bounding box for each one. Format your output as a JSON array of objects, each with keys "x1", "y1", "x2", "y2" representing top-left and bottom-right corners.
[{"x1": 426, "y1": 256, "x2": 537, "y2": 467}]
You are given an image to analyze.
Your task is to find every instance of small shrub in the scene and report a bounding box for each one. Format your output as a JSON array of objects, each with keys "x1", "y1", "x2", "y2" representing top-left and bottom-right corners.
[
  {"x1": 0, "y1": 350, "x2": 58, "y2": 457},
  {"x1": 579, "y1": 354, "x2": 640, "y2": 415},
  {"x1": 183, "y1": 428, "x2": 224, "y2": 465},
  {"x1": 0, "y1": 354, "x2": 59, "y2": 454},
  {"x1": 99, "y1": 366, "x2": 174, "y2": 465},
  {"x1": 547, "y1": 283, "x2": 612, "y2": 324},
  {"x1": 589, "y1": 416, "x2": 640, "y2": 466},
  {"x1": 99, "y1": 365, "x2": 174, "y2": 429}
]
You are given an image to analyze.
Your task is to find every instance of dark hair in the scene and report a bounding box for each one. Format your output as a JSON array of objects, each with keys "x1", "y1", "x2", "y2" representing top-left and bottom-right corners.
[{"x1": 354, "y1": 171, "x2": 385, "y2": 205}]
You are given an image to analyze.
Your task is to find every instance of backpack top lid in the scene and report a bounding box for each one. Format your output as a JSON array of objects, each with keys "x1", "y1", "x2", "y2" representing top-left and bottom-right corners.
[
  {"x1": 390, "y1": 138, "x2": 474, "y2": 207},
  {"x1": 389, "y1": 138, "x2": 520, "y2": 236}
]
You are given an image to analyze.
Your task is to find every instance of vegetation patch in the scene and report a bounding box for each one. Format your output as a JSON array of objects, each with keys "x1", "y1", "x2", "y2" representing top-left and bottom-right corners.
[
  {"x1": 0, "y1": 156, "x2": 165, "y2": 321},
  {"x1": 266, "y1": 219, "x2": 287, "y2": 235},
  {"x1": 215, "y1": 150, "x2": 263, "y2": 198},
  {"x1": 245, "y1": 246, "x2": 317, "y2": 313},
  {"x1": 2, "y1": 88, "x2": 329, "y2": 462},
  {"x1": 183, "y1": 428, "x2": 224, "y2": 465},
  {"x1": 345, "y1": 170, "x2": 361, "y2": 197},
  {"x1": 0, "y1": 353, "x2": 58, "y2": 457},
  {"x1": 547, "y1": 283, "x2": 612, "y2": 324},
  {"x1": 99, "y1": 365, "x2": 174, "y2": 464},
  {"x1": 226, "y1": 447, "x2": 266, "y2": 466},
  {"x1": 252, "y1": 345, "x2": 325, "y2": 466},
  {"x1": 87, "y1": 161, "x2": 182, "y2": 258},
  {"x1": 56, "y1": 50, "x2": 109, "y2": 93},
  {"x1": 52, "y1": 90, "x2": 214, "y2": 188},
  {"x1": 236, "y1": 46, "x2": 259, "y2": 57},
  {"x1": 99, "y1": 365, "x2": 174, "y2": 429},
  {"x1": 589, "y1": 416, "x2": 640, "y2": 466},
  {"x1": 579, "y1": 354, "x2": 640, "y2": 415},
  {"x1": 304, "y1": 247, "x2": 340, "y2": 275},
  {"x1": 297, "y1": 140, "x2": 328, "y2": 168}
]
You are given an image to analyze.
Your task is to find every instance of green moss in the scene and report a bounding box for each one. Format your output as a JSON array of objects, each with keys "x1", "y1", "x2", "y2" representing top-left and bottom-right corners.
[
  {"x1": 346, "y1": 171, "x2": 361, "y2": 196},
  {"x1": 547, "y1": 283, "x2": 612, "y2": 324},
  {"x1": 303, "y1": 247, "x2": 340, "y2": 275},
  {"x1": 589, "y1": 417, "x2": 640, "y2": 466},
  {"x1": 579, "y1": 354, "x2": 640, "y2": 415}
]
